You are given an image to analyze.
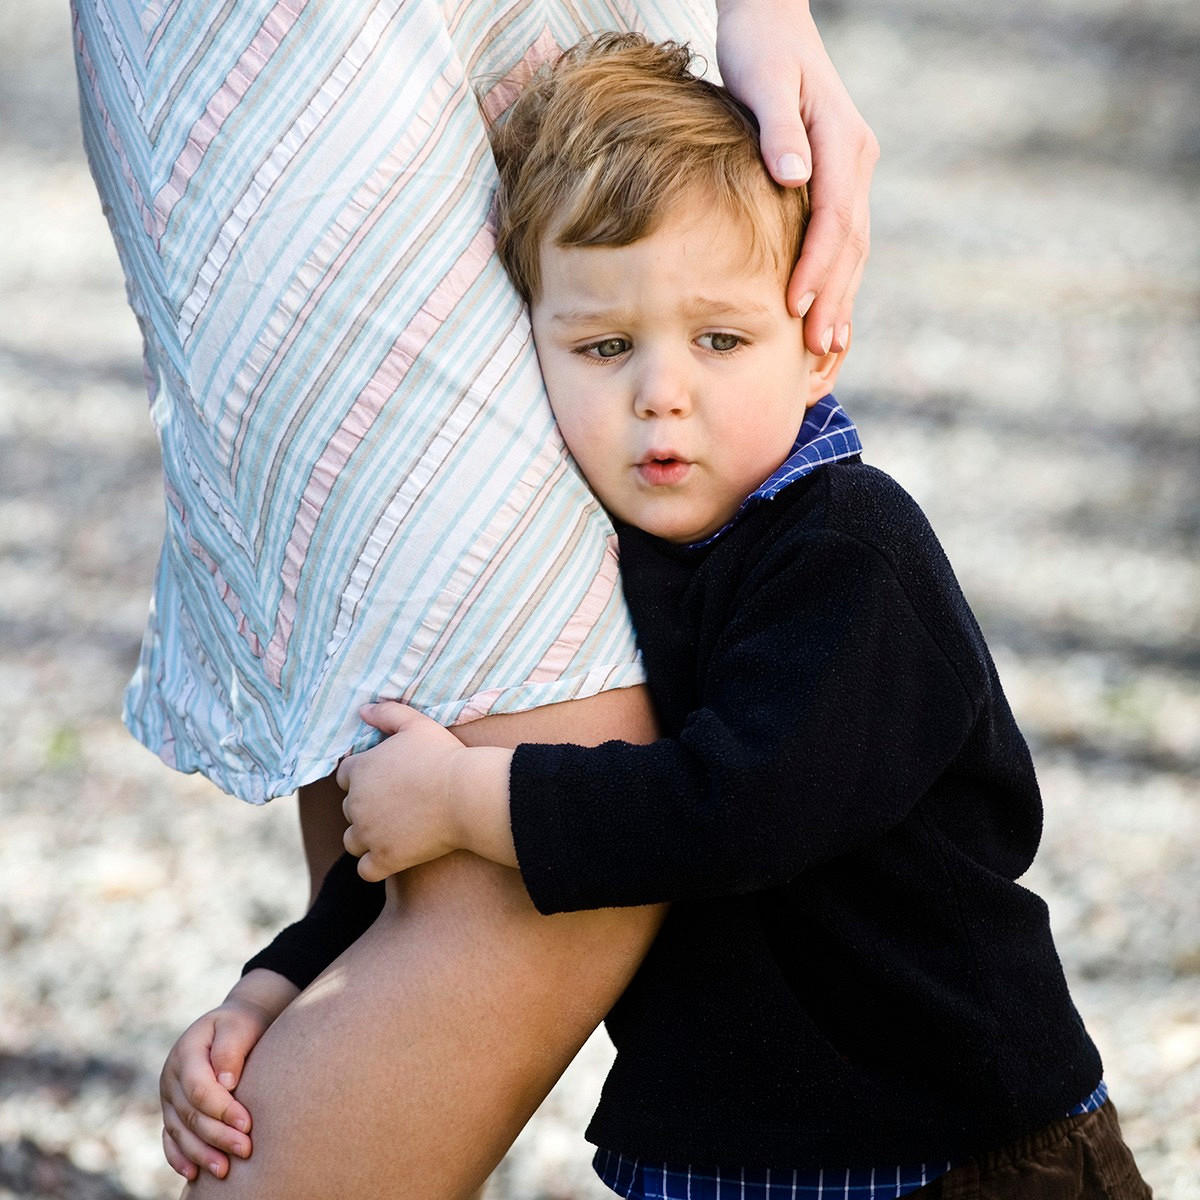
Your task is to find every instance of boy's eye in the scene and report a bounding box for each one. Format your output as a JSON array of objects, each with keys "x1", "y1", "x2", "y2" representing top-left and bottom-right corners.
[
  {"x1": 581, "y1": 337, "x2": 631, "y2": 359},
  {"x1": 699, "y1": 332, "x2": 743, "y2": 353}
]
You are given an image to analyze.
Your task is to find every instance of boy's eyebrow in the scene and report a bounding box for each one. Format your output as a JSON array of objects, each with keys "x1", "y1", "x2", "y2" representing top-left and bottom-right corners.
[
  {"x1": 682, "y1": 295, "x2": 774, "y2": 321},
  {"x1": 548, "y1": 307, "x2": 632, "y2": 326},
  {"x1": 548, "y1": 296, "x2": 776, "y2": 325}
]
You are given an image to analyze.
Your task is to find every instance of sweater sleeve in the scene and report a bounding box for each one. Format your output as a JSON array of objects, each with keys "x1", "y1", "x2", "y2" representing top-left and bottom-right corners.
[
  {"x1": 510, "y1": 521, "x2": 983, "y2": 915},
  {"x1": 242, "y1": 852, "x2": 384, "y2": 989}
]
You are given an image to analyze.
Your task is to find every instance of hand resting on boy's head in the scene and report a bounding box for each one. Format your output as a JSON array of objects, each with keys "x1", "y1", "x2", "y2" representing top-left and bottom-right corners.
[{"x1": 715, "y1": 0, "x2": 878, "y2": 352}]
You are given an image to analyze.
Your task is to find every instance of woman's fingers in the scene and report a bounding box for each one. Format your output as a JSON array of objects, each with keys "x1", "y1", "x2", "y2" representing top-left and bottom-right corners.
[
  {"x1": 715, "y1": 0, "x2": 877, "y2": 348},
  {"x1": 787, "y1": 114, "x2": 877, "y2": 351}
]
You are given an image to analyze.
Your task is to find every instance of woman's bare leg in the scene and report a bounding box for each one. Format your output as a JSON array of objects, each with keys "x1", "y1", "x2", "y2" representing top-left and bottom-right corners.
[
  {"x1": 186, "y1": 686, "x2": 663, "y2": 1200},
  {"x1": 298, "y1": 774, "x2": 353, "y2": 903}
]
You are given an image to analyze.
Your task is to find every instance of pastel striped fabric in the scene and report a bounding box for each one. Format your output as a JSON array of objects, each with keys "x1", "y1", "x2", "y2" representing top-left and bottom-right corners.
[{"x1": 71, "y1": 0, "x2": 715, "y2": 802}]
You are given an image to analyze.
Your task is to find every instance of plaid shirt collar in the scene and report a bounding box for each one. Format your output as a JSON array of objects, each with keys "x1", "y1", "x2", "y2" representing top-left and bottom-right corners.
[{"x1": 688, "y1": 392, "x2": 862, "y2": 548}]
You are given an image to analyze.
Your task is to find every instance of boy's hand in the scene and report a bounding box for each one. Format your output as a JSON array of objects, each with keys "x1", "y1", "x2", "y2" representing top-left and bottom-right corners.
[
  {"x1": 159, "y1": 971, "x2": 297, "y2": 1180},
  {"x1": 338, "y1": 702, "x2": 516, "y2": 881},
  {"x1": 716, "y1": 0, "x2": 878, "y2": 354}
]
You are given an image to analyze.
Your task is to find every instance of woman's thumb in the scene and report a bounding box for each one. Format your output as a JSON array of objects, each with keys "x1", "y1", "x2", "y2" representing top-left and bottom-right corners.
[{"x1": 759, "y1": 115, "x2": 813, "y2": 187}]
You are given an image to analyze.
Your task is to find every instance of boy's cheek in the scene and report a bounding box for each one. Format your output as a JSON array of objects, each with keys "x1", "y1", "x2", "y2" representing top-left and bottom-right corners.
[{"x1": 557, "y1": 420, "x2": 596, "y2": 470}]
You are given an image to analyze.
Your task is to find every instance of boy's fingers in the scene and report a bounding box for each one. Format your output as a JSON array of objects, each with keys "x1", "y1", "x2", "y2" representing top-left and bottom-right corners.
[
  {"x1": 356, "y1": 850, "x2": 389, "y2": 883},
  {"x1": 208, "y1": 1038, "x2": 254, "y2": 1131},
  {"x1": 360, "y1": 699, "x2": 418, "y2": 735},
  {"x1": 162, "y1": 1128, "x2": 199, "y2": 1181},
  {"x1": 174, "y1": 1057, "x2": 250, "y2": 1140},
  {"x1": 162, "y1": 1106, "x2": 242, "y2": 1178},
  {"x1": 343, "y1": 821, "x2": 366, "y2": 858},
  {"x1": 170, "y1": 1087, "x2": 252, "y2": 1160}
]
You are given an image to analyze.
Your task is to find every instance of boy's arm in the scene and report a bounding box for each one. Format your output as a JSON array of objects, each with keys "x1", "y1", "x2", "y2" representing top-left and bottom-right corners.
[
  {"x1": 344, "y1": 512, "x2": 998, "y2": 915},
  {"x1": 160, "y1": 968, "x2": 298, "y2": 1180},
  {"x1": 160, "y1": 854, "x2": 384, "y2": 1180},
  {"x1": 509, "y1": 527, "x2": 984, "y2": 914},
  {"x1": 337, "y1": 725, "x2": 516, "y2": 881},
  {"x1": 241, "y1": 849, "x2": 386, "y2": 987},
  {"x1": 160, "y1": 853, "x2": 386, "y2": 1180}
]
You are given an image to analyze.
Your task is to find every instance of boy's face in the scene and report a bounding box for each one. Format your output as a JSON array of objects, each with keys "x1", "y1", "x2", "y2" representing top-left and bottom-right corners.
[{"x1": 531, "y1": 201, "x2": 837, "y2": 544}]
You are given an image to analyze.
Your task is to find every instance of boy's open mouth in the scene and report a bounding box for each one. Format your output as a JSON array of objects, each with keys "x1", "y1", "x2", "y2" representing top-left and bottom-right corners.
[{"x1": 637, "y1": 455, "x2": 691, "y2": 486}]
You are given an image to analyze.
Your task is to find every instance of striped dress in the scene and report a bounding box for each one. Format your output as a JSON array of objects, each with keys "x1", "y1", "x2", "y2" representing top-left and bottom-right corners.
[{"x1": 71, "y1": 0, "x2": 716, "y2": 803}]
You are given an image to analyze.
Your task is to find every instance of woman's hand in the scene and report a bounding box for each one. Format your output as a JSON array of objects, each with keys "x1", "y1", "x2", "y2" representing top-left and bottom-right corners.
[
  {"x1": 159, "y1": 970, "x2": 298, "y2": 1180},
  {"x1": 338, "y1": 702, "x2": 516, "y2": 881},
  {"x1": 715, "y1": 0, "x2": 879, "y2": 354}
]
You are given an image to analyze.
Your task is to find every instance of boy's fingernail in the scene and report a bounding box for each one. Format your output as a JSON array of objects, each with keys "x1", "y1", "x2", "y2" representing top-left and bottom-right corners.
[
  {"x1": 796, "y1": 292, "x2": 817, "y2": 318},
  {"x1": 208, "y1": 1162, "x2": 224, "y2": 1178},
  {"x1": 820, "y1": 327, "x2": 834, "y2": 354},
  {"x1": 776, "y1": 152, "x2": 809, "y2": 182},
  {"x1": 217, "y1": 1072, "x2": 236, "y2": 1088},
  {"x1": 234, "y1": 1116, "x2": 250, "y2": 1133}
]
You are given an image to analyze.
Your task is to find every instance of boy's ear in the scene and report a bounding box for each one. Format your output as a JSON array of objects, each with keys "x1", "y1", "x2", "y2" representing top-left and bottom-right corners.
[{"x1": 804, "y1": 334, "x2": 850, "y2": 407}]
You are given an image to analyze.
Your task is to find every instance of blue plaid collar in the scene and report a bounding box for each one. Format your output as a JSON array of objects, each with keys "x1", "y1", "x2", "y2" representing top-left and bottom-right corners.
[{"x1": 689, "y1": 392, "x2": 861, "y2": 548}]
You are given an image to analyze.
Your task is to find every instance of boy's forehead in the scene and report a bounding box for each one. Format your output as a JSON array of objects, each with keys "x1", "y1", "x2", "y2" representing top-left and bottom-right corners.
[{"x1": 536, "y1": 199, "x2": 790, "y2": 306}]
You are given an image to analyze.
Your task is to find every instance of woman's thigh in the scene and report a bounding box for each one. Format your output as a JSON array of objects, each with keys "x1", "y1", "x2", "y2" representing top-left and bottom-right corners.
[{"x1": 186, "y1": 688, "x2": 664, "y2": 1200}]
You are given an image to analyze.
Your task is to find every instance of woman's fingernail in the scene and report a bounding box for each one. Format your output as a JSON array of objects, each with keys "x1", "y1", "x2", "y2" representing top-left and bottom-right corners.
[
  {"x1": 217, "y1": 1072, "x2": 235, "y2": 1088},
  {"x1": 820, "y1": 327, "x2": 834, "y2": 354},
  {"x1": 208, "y1": 1162, "x2": 224, "y2": 1178},
  {"x1": 837, "y1": 324, "x2": 851, "y2": 351},
  {"x1": 796, "y1": 292, "x2": 817, "y2": 317},
  {"x1": 776, "y1": 152, "x2": 809, "y2": 182},
  {"x1": 234, "y1": 1116, "x2": 250, "y2": 1133}
]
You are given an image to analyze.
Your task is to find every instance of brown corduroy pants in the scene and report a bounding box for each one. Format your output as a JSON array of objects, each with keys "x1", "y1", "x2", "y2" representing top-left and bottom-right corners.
[{"x1": 913, "y1": 1102, "x2": 1151, "y2": 1199}]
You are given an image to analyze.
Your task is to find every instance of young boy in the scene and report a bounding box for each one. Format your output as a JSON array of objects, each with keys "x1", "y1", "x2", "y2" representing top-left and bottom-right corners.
[{"x1": 182, "y1": 34, "x2": 1151, "y2": 1198}]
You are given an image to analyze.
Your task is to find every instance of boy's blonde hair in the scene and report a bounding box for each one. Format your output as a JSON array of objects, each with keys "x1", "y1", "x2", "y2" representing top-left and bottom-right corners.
[{"x1": 490, "y1": 33, "x2": 810, "y2": 302}]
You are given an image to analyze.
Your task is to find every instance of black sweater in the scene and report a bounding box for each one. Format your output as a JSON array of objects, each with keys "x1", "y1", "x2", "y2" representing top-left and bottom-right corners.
[{"x1": 247, "y1": 460, "x2": 1101, "y2": 1169}]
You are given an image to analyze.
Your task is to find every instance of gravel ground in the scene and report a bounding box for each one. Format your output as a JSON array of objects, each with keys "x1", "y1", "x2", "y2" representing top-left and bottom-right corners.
[{"x1": 1, "y1": 1, "x2": 1197, "y2": 1198}]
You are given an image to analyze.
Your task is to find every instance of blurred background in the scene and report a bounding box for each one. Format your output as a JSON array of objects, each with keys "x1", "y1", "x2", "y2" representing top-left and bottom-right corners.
[{"x1": 0, "y1": 0, "x2": 1196, "y2": 1196}]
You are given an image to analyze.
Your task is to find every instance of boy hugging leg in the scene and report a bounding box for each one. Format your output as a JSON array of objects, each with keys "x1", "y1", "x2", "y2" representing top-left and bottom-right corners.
[{"x1": 255, "y1": 34, "x2": 1154, "y2": 1200}]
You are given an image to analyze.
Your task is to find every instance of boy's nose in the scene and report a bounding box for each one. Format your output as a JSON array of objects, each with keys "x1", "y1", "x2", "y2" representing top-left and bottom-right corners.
[{"x1": 634, "y1": 354, "x2": 692, "y2": 419}]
